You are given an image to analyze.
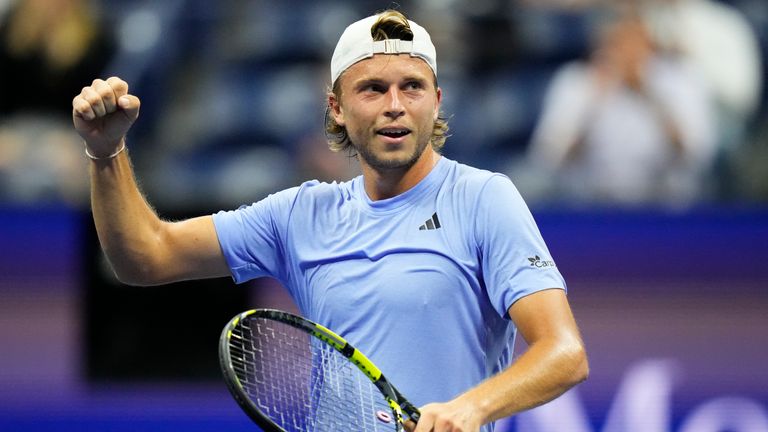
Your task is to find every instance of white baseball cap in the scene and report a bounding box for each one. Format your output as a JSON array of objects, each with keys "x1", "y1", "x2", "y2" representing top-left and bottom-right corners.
[{"x1": 330, "y1": 13, "x2": 437, "y2": 87}]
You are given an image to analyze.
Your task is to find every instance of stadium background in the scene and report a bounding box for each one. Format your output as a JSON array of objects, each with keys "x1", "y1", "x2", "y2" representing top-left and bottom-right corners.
[{"x1": 1, "y1": 0, "x2": 767, "y2": 430}]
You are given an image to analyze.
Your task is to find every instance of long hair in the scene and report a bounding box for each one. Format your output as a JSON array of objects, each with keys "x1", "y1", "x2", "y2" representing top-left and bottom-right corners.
[{"x1": 325, "y1": 10, "x2": 450, "y2": 154}]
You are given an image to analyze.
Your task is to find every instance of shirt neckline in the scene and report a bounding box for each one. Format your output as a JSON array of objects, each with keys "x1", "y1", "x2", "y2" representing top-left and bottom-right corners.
[{"x1": 355, "y1": 156, "x2": 450, "y2": 214}]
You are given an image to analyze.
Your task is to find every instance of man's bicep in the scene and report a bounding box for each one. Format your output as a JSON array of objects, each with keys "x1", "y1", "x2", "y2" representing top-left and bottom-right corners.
[
  {"x1": 508, "y1": 288, "x2": 580, "y2": 346},
  {"x1": 160, "y1": 215, "x2": 232, "y2": 282}
]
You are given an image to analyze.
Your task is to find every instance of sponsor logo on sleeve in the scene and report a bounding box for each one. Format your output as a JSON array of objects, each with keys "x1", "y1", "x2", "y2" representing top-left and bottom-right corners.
[{"x1": 528, "y1": 255, "x2": 556, "y2": 268}]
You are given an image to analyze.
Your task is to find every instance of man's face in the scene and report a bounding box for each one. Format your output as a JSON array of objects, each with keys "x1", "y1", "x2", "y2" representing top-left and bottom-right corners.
[{"x1": 329, "y1": 54, "x2": 442, "y2": 171}]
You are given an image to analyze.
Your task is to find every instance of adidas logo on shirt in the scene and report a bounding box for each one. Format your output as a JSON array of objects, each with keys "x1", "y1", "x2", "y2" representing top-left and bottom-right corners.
[{"x1": 419, "y1": 212, "x2": 442, "y2": 231}]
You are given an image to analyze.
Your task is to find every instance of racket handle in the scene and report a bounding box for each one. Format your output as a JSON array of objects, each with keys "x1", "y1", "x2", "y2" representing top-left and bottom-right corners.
[{"x1": 404, "y1": 403, "x2": 420, "y2": 423}]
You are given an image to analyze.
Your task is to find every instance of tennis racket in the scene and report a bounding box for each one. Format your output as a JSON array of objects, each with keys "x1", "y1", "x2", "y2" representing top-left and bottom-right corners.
[{"x1": 219, "y1": 309, "x2": 421, "y2": 431}]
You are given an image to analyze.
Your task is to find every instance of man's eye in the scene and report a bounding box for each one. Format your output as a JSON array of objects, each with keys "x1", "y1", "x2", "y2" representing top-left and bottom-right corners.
[
  {"x1": 405, "y1": 81, "x2": 423, "y2": 90},
  {"x1": 364, "y1": 84, "x2": 385, "y2": 93}
]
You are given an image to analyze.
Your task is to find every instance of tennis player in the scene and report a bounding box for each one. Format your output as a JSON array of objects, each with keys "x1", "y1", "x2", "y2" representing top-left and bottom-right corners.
[{"x1": 73, "y1": 9, "x2": 588, "y2": 432}]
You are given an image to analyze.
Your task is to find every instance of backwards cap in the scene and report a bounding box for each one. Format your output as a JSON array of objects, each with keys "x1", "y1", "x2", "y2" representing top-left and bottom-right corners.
[{"x1": 330, "y1": 13, "x2": 437, "y2": 87}]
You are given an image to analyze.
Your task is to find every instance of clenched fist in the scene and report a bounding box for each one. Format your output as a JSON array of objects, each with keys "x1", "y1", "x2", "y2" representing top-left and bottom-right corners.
[{"x1": 72, "y1": 77, "x2": 140, "y2": 158}]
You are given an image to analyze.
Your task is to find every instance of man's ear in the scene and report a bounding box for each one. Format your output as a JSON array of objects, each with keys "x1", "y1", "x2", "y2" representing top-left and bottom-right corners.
[
  {"x1": 328, "y1": 92, "x2": 344, "y2": 126},
  {"x1": 433, "y1": 87, "x2": 443, "y2": 121}
]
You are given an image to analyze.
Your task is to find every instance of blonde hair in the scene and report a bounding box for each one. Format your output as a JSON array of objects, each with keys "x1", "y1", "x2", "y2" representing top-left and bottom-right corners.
[{"x1": 325, "y1": 10, "x2": 449, "y2": 154}]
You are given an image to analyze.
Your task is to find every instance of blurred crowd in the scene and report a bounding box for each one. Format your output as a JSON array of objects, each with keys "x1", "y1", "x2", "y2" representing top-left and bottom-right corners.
[
  {"x1": 0, "y1": 0, "x2": 766, "y2": 210},
  {"x1": 0, "y1": 0, "x2": 113, "y2": 204}
]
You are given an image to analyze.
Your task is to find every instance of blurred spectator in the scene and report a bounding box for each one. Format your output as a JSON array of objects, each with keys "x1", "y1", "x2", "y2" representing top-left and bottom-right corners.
[
  {"x1": 526, "y1": 9, "x2": 717, "y2": 207},
  {"x1": 644, "y1": 0, "x2": 763, "y2": 148},
  {"x1": 0, "y1": 0, "x2": 114, "y2": 204}
]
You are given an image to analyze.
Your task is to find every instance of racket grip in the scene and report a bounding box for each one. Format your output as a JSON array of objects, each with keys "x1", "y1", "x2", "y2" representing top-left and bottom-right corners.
[{"x1": 404, "y1": 403, "x2": 420, "y2": 423}]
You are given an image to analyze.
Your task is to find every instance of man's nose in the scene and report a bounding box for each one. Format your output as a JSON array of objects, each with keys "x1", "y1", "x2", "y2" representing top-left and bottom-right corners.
[{"x1": 384, "y1": 86, "x2": 405, "y2": 119}]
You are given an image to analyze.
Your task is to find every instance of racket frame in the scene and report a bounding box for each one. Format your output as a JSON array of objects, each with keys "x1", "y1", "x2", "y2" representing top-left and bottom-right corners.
[{"x1": 219, "y1": 308, "x2": 420, "y2": 431}]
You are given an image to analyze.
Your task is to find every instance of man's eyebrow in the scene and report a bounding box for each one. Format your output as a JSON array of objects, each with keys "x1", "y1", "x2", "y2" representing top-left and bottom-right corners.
[
  {"x1": 400, "y1": 74, "x2": 428, "y2": 82},
  {"x1": 354, "y1": 77, "x2": 386, "y2": 85},
  {"x1": 353, "y1": 75, "x2": 430, "y2": 87}
]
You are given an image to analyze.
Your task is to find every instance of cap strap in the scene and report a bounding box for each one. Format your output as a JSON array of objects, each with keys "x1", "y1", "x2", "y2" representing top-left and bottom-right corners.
[{"x1": 372, "y1": 39, "x2": 413, "y2": 54}]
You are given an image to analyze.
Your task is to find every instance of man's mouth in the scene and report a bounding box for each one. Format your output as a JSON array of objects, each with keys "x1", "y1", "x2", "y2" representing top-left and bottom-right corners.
[{"x1": 376, "y1": 127, "x2": 411, "y2": 138}]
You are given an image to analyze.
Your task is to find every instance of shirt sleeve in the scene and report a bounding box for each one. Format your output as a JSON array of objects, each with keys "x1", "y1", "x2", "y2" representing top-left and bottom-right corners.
[
  {"x1": 211, "y1": 186, "x2": 301, "y2": 284},
  {"x1": 475, "y1": 174, "x2": 567, "y2": 318}
]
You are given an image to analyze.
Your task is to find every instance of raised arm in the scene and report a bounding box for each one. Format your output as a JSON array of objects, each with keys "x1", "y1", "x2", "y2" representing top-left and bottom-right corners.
[
  {"x1": 73, "y1": 77, "x2": 231, "y2": 285},
  {"x1": 410, "y1": 288, "x2": 588, "y2": 432}
]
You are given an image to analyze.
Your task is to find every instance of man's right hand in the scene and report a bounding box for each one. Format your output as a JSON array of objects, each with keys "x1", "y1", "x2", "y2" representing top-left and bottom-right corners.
[{"x1": 73, "y1": 77, "x2": 141, "y2": 158}]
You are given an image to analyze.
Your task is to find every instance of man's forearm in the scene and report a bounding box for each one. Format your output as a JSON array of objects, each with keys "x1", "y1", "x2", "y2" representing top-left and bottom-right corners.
[
  {"x1": 464, "y1": 334, "x2": 588, "y2": 424},
  {"x1": 409, "y1": 333, "x2": 587, "y2": 432},
  {"x1": 89, "y1": 142, "x2": 166, "y2": 285}
]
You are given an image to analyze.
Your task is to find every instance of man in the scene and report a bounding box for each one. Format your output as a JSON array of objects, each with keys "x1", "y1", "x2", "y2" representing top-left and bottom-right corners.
[{"x1": 72, "y1": 9, "x2": 587, "y2": 432}]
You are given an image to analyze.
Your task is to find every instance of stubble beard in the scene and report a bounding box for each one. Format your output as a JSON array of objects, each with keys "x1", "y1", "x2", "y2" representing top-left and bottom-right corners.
[{"x1": 353, "y1": 131, "x2": 431, "y2": 172}]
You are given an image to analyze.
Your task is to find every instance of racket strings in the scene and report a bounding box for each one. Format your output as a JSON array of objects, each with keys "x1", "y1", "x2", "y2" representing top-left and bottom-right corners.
[{"x1": 229, "y1": 317, "x2": 397, "y2": 431}]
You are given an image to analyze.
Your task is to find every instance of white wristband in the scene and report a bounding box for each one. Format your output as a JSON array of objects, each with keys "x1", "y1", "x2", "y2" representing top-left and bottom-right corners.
[{"x1": 85, "y1": 141, "x2": 126, "y2": 160}]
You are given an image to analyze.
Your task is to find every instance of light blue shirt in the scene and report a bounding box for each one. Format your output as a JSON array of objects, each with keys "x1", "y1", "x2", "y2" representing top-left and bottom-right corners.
[{"x1": 213, "y1": 157, "x2": 565, "y2": 429}]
